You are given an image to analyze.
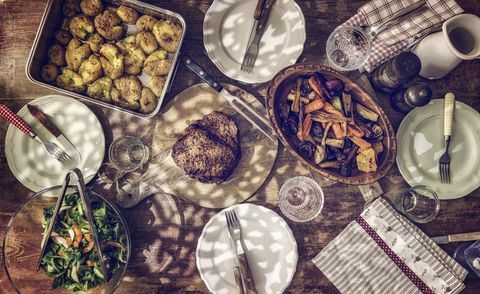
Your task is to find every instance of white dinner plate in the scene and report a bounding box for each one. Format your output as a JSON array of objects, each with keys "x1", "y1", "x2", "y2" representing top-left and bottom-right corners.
[
  {"x1": 5, "y1": 95, "x2": 105, "y2": 192},
  {"x1": 196, "y1": 203, "x2": 298, "y2": 294},
  {"x1": 396, "y1": 99, "x2": 480, "y2": 199},
  {"x1": 204, "y1": 0, "x2": 306, "y2": 84}
]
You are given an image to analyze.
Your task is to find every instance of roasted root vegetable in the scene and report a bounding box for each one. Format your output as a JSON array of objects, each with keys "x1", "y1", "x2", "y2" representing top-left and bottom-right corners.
[
  {"x1": 319, "y1": 161, "x2": 342, "y2": 169},
  {"x1": 326, "y1": 138, "x2": 344, "y2": 148},
  {"x1": 349, "y1": 135, "x2": 372, "y2": 150},
  {"x1": 305, "y1": 99, "x2": 324, "y2": 113},
  {"x1": 342, "y1": 92, "x2": 352, "y2": 117},
  {"x1": 346, "y1": 124, "x2": 365, "y2": 138},
  {"x1": 357, "y1": 148, "x2": 378, "y2": 173},
  {"x1": 331, "y1": 96, "x2": 344, "y2": 115},
  {"x1": 355, "y1": 103, "x2": 379, "y2": 122},
  {"x1": 314, "y1": 144, "x2": 326, "y2": 164},
  {"x1": 331, "y1": 123, "x2": 344, "y2": 139},
  {"x1": 299, "y1": 113, "x2": 312, "y2": 141},
  {"x1": 291, "y1": 78, "x2": 302, "y2": 112}
]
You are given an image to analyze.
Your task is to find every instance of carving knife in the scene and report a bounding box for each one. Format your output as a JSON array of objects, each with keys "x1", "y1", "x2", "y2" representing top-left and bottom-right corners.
[
  {"x1": 182, "y1": 55, "x2": 277, "y2": 143},
  {"x1": 431, "y1": 231, "x2": 480, "y2": 244},
  {"x1": 27, "y1": 104, "x2": 82, "y2": 164}
]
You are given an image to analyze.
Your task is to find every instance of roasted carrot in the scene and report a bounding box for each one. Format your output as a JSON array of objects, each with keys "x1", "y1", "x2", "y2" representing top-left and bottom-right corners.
[
  {"x1": 73, "y1": 224, "x2": 83, "y2": 248},
  {"x1": 82, "y1": 240, "x2": 94, "y2": 254},
  {"x1": 323, "y1": 102, "x2": 344, "y2": 116},
  {"x1": 299, "y1": 114, "x2": 312, "y2": 141},
  {"x1": 66, "y1": 237, "x2": 72, "y2": 248},
  {"x1": 305, "y1": 99, "x2": 325, "y2": 113},
  {"x1": 308, "y1": 76, "x2": 322, "y2": 97},
  {"x1": 347, "y1": 124, "x2": 365, "y2": 137},
  {"x1": 331, "y1": 122, "x2": 344, "y2": 139},
  {"x1": 349, "y1": 135, "x2": 372, "y2": 149}
]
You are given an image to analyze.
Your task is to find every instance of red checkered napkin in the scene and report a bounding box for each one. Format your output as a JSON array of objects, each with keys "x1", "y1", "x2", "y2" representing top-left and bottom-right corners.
[{"x1": 342, "y1": 0, "x2": 464, "y2": 72}]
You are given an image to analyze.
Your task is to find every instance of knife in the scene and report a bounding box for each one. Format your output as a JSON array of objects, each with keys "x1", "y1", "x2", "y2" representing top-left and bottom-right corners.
[
  {"x1": 431, "y1": 231, "x2": 480, "y2": 244},
  {"x1": 27, "y1": 104, "x2": 82, "y2": 164},
  {"x1": 244, "y1": 0, "x2": 266, "y2": 53},
  {"x1": 226, "y1": 214, "x2": 246, "y2": 294},
  {"x1": 182, "y1": 55, "x2": 277, "y2": 143}
]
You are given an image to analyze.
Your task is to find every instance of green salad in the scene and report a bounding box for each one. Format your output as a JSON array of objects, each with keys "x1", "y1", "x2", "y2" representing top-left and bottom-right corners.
[{"x1": 41, "y1": 192, "x2": 127, "y2": 291}]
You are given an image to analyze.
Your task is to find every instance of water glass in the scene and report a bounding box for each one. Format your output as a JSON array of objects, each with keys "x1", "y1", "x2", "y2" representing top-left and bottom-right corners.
[
  {"x1": 384, "y1": 186, "x2": 440, "y2": 223},
  {"x1": 326, "y1": 26, "x2": 371, "y2": 71},
  {"x1": 278, "y1": 176, "x2": 324, "y2": 222},
  {"x1": 109, "y1": 136, "x2": 149, "y2": 173}
]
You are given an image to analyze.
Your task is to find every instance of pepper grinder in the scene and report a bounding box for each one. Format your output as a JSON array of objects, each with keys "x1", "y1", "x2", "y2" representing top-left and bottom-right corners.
[{"x1": 390, "y1": 83, "x2": 432, "y2": 113}]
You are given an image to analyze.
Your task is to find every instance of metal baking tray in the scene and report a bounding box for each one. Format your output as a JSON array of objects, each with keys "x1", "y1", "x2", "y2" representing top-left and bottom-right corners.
[{"x1": 26, "y1": 0, "x2": 186, "y2": 118}]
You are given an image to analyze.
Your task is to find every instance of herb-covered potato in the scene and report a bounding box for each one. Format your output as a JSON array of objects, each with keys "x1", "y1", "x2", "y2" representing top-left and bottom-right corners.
[
  {"x1": 143, "y1": 50, "x2": 171, "y2": 76},
  {"x1": 140, "y1": 87, "x2": 157, "y2": 113},
  {"x1": 69, "y1": 15, "x2": 95, "y2": 40},
  {"x1": 136, "y1": 31, "x2": 158, "y2": 55},
  {"x1": 66, "y1": 38, "x2": 91, "y2": 71},
  {"x1": 54, "y1": 29, "x2": 73, "y2": 46},
  {"x1": 99, "y1": 44, "x2": 124, "y2": 80},
  {"x1": 41, "y1": 64, "x2": 59, "y2": 83},
  {"x1": 95, "y1": 9, "x2": 124, "y2": 41},
  {"x1": 78, "y1": 55, "x2": 102, "y2": 84},
  {"x1": 63, "y1": 0, "x2": 81, "y2": 17},
  {"x1": 148, "y1": 75, "x2": 166, "y2": 97},
  {"x1": 48, "y1": 44, "x2": 66, "y2": 67},
  {"x1": 87, "y1": 76, "x2": 113, "y2": 102},
  {"x1": 111, "y1": 76, "x2": 142, "y2": 110},
  {"x1": 152, "y1": 20, "x2": 182, "y2": 52},
  {"x1": 80, "y1": 0, "x2": 103, "y2": 16},
  {"x1": 117, "y1": 35, "x2": 145, "y2": 75},
  {"x1": 136, "y1": 15, "x2": 157, "y2": 32},
  {"x1": 57, "y1": 68, "x2": 86, "y2": 93},
  {"x1": 117, "y1": 5, "x2": 139, "y2": 24},
  {"x1": 86, "y1": 33, "x2": 104, "y2": 53},
  {"x1": 116, "y1": 34, "x2": 136, "y2": 52}
]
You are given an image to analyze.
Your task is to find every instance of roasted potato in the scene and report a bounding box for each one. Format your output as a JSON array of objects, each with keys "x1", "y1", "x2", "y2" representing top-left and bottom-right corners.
[
  {"x1": 136, "y1": 15, "x2": 157, "y2": 32},
  {"x1": 48, "y1": 44, "x2": 66, "y2": 67},
  {"x1": 69, "y1": 15, "x2": 95, "y2": 40},
  {"x1": 136, "y1": 31, "x2": 158, "y2": 55},
  {"x1": 99, "y1": 44, "x2": 123, "y2": 79},
  {"x1": 79, "y1": 55, "x2": 102, "y2": 84},
  {"x1": 63, "y1": 0, "x2": 80, "y2": 17},
  {"x1": 54, "y1": 29, "x2": 73, "y2": 46},
  {"x1": 111, "y1": 76, "x2": 142, "y2": 110},
  {"x1": 80, "y1": 0, "x2": 103, "y2": 16},
  {"x1": 117, "y1": 5, "x2": 139, "y2": 24},
  {"x1": 117, "y1": 35, "x2": 146, "y2": 75},
  {"x1": 148, "y1": 75, "x2": 166, "y2": 97},
  {"x1": 87, "y1": 76, "x2": 113, "y2": 102},
  {"x1": 143, "y1": 50, "x2": 171, "y2": 76},
  {"x1": 140, "y1": 87, "x2": 157, "y2": 113},
  {"x1": 41, "y1": 64, "x2": 59, "y2": 83},
  {"x1": 66, "y1": 38, "x2": 91, "y2": 71},
  {"x1": 86, "y1": 33, "x2": 104, "y2": 53},
  {"x1": 152, "y1": 20, "x2": 182, "y2": 52},
  {"x1": 57, "y1": 68, "x2": 86, "y2": 93},
  {"x1": 95, "y1": 9, "x2": 124, "y2": 41}
]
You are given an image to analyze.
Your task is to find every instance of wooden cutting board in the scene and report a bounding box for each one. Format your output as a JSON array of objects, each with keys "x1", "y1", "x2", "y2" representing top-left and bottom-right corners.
[{"x1": 117, "y1": 83, "x2": 278, "y2": 208}]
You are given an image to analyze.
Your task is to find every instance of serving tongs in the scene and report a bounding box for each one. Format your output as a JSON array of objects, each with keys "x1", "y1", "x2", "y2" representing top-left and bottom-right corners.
[{"x1": 36, "y1": 168, "x2": 109, "y2": 281}]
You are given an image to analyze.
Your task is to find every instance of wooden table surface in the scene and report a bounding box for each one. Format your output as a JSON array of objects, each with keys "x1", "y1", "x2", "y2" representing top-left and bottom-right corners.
[{"x1": 1, "y1": 0, "x2": 480, "y2": 293}]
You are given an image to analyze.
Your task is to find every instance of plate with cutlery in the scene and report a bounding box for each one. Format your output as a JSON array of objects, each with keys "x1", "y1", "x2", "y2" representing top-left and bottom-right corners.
[
  {"x1": 3, "y1": 95, "x2": 105, "y2": 192},
  {"x1": 196, "y1": 203, "x2": 298, "y2": 294},
  {"x1": 396, "y1": 96, "x2": 480, "y2": 199},
  {"x1": 203, "y1": 0, "x2": 306, "y2": 84}
]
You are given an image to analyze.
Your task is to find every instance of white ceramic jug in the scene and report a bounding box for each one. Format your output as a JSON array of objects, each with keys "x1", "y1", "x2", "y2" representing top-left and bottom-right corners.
[{"x1": 413, "y1": 14, "x2": 480, "y2": 80}]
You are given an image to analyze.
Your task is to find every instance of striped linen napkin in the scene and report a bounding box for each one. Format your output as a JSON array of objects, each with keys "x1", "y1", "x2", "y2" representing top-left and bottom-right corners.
[
  {"x1": 342, "y1": 0, "x2": 464, "y2": 72},
  {"x1": 312, "y1": 198, "x2": 468, "y2": 294}
]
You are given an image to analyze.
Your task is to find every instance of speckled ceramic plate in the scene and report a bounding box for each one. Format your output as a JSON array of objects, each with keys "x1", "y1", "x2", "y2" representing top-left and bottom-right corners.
[
  {"x1": 5, "y1": 95, "x2": 105, "y2": 192},
  {"x1": 396, "y1": 99, "x2": 480, "y2": 199},
  {"x1": 196, "y1": 203, "x2": 298, "y2": 294},
  {"x1": 204, "y1": 0, "x2": 306, "y2": 84}
]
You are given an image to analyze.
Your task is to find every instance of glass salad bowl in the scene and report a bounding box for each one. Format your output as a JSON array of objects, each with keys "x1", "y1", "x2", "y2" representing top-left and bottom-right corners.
[{"x1": 2, "y1": 185, "x2": 131, "y2": 293}]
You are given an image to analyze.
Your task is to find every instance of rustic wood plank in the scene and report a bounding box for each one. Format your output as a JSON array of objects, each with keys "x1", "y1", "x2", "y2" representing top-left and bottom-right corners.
[{"x1": 1, "y1": 0, "x2": 480, "y2": 292}]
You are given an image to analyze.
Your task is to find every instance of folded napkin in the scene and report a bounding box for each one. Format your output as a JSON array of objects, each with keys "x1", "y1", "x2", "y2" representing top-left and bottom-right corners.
[
  {"x1": 312, "y1": 198, "x2": 468, "y2": 294},
  {"x1": 342, "y1": 0, "x2": 464, "y2": 72}
]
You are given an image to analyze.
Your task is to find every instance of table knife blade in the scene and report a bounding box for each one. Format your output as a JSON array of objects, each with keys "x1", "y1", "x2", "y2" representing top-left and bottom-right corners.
[
  {"x1": 431, "y1": 231, "x2": 480, "y2": 244},
  {"x1": 182, "y1": 55, "x2": 277, "y2": 143},
  {"x1": 27, "y1": 104, "x2": 82, "y2": 164}
]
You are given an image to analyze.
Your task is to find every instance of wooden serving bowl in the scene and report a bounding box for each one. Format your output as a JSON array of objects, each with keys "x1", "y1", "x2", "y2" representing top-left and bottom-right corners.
[{"x1": 266, "y1": 64, "x2": 396, "y2": 185}]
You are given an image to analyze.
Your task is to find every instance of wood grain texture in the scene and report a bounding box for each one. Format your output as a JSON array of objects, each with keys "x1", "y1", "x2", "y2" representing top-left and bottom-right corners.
[{"x1": 1, "y1": 0, "x2": 480, "y2": 293}]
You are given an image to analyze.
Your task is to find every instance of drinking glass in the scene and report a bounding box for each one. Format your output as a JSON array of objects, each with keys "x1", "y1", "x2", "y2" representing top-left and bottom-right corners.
[
  {"x1": 109, "y1": 136, "x2": 149, "y2": 173},
  {"x1": 278, "y1": 176, "x2": 324, "y2": 222},
  {"x1": 384, "y1": 185, "x2": 440, "y2": 223},
  {"x1": 326, "y1": 26, "x2": 371, "y2": 71}
]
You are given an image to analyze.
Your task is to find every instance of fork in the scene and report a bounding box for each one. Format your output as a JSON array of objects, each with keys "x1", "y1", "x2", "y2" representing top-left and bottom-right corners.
[
  {"x1": 0, "y1": 104, "x2": 76, "y2": 168},
  {"x1": 226, "y1": 210, "x2": 257, "y2": 294},
  {"x1": 240, "y1": 0, "x2": 275, "y2": 73},
  {"x1": 439, "y1": 92, "x2": 455, "y2": 184}
]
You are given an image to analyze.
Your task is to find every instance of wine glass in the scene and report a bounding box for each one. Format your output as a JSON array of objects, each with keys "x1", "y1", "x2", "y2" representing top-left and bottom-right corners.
[{"x1": 278, "y1": 176, "x2": 324, "y2": 222}]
